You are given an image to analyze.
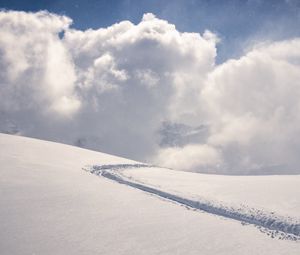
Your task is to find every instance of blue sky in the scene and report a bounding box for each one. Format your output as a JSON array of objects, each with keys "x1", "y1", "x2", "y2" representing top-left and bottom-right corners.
[{"x1": 0, "y1": 0, "x2": 299, "y2": 62}]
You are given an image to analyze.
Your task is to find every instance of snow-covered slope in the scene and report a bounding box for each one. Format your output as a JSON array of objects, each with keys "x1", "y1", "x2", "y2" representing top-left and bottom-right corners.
[
  {"x1": 89, "y1": 165, "x2": 299, "y2": 237},
  {"x1": 0, "y1": 133, "x2": 299, "y2": 255},
  {"x1": 113, "y1": 167, "x2": 300, "y2": 219}
]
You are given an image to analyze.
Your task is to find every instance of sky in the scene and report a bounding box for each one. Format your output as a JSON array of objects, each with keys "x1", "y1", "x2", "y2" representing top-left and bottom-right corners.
[
  {"x1": 1, "y1": 1, "x2": 300, "y2": 174},
  {"x1": 1, "y1": 0, "x2": 300, "y2": 62}
]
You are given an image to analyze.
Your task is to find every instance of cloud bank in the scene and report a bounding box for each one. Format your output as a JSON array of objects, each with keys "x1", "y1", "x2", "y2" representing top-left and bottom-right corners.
[{"x1": 1, "y1": 10, "x2": 300, "y2": 174}]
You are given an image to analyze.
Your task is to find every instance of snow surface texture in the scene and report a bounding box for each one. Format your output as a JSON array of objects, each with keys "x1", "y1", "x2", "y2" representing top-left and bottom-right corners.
[
  {"x1": 1, "y1": 133, "x2": 300, "y2": 254},
  {"x1": 85, "y1": 164, "x2": 300, "y2": 240}
]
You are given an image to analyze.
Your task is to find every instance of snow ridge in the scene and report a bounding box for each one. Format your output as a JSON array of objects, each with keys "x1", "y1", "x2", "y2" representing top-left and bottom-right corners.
[{"x1": 84, "y1": 164, "x2": 300, "y2": 240}]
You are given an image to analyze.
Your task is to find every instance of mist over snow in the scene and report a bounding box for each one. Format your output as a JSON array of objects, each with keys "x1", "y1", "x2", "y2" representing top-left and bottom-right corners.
[{"x1": 1, "y1": 10, "x2": 300, "y2": 174}]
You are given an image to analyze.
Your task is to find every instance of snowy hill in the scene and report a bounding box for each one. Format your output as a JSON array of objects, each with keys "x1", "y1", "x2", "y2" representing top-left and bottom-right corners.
[{"x1": 0, "y1": 133, "x2": 299, "y2": 254}]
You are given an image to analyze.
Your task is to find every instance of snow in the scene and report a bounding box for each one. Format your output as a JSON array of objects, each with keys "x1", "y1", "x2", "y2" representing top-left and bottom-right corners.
[
  {"x1": 117, "y1": 167, "x2": 300, "y2": 219},
  {"x1": 86, "y1": 164, "x2": 300, "y2": 238},
  {"x1": 0, "y1": 133, "x2": 300, "y2": 254}
]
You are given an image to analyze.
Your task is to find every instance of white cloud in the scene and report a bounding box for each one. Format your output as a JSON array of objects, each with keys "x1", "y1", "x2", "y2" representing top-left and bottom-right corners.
[
  {"x1": 200, "y1": 39, "x2": 300, "y2": 173},
  {"x1": 154, "y1": 144, "x2": 222, "y2": 172},
  {"x1": 0, "y1": 10, "x2": 79, "y2": 116},
  {"x1": 0, "y1": 10, "x2": 216, "y2": 160},
  {"x1": 1, "y1": 10, "x2": 300, "y2": 174},
  {"x1": 61, "y1": 12, "x2": 217, "y2": 159}
]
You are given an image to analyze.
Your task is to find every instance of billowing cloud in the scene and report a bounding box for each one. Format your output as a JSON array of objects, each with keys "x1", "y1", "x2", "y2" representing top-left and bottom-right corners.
[
  {"x1": 0, "y1": 11, "x2": 80, "y2": 117},
  {"x1": 154, "y1": 144, "x2": 222, "y2": 172},
  {"x1": 1, "y1": 10, "x2": 300, "y2": 174},
  {"x1": 199, "y1": 39, "x2": 300, "y2": 174}
]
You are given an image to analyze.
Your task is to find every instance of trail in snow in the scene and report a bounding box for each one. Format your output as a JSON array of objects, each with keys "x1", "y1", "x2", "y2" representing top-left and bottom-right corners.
[{"x1": 84, "y1": 164, "x2": 300, "y2": 241}]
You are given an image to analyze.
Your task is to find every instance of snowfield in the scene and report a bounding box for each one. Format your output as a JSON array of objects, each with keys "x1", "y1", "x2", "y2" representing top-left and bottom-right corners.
[
  {"x1": 86, "y1": 164, "x2": 300, "y2": 237},
  {"x1": 0, "y1": 133, "x2": 300, "y2": 254}
]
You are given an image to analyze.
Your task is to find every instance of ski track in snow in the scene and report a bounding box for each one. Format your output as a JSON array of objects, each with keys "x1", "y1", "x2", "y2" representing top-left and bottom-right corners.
[{"x1": 83, "y1": 164, "x2": 300, "y2": 241}]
